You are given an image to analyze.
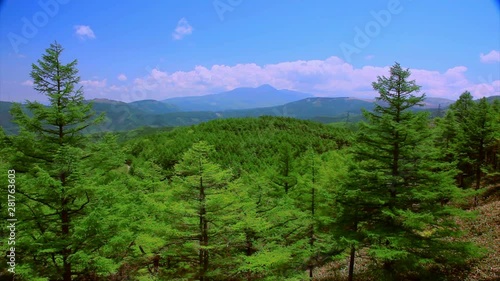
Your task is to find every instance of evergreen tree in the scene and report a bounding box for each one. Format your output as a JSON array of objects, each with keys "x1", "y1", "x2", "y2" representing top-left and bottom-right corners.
[
  {"x1": 448, "y1": 92, "x2": 478, "y2": 187},
  {"x1": 440, "y1": 92, "x2": 498, "y2": 192},
  {"x1": 305, "y1": 149, "x2": 319, "y2": 279},
  {"x1": 335, "y1": 63, "x2": 479, "y2": 280},
  {"x1": 450, "y1": 92, "x2": 475, "y2": 123},
  {"x1": 467, "y1": 98, "x2": 495, "y2": 193},
  {"x1": 3, "y1": 42, "x2": 123, "y2": 280},
  {"x1": 488, "y1": 99, "x2": 500, "y2": 180},
  {"x1": 162, "y1": 141, "x2": 250, "y2": 280},
  {"x1": 433, "y1": 110, "x2": 460, "y2": 163},
  {"x1": 294, "y1": 149, "x2": 348, "y2": 279},
  {"x1": 113, "y1": 156, "x2": 176, "y2": 280},
  {"x1": 272, "y1": 142, "x2": 298, "y2": 194}
]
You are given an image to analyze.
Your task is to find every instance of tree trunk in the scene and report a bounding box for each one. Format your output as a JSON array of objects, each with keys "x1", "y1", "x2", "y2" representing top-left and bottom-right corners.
[
  {"x1": 348, "y1": 216, "x2": 358, "y2": 281},
  {"x1": 62, "y1": 207, "x2": 71, "y2": 281},
  {"x1": 199, "y1": 161, "x2": 208, "y2": 281},
  {"x1": 474, "y1": 138, "x2": 484, "y2": 206},
  {"x1": 390, "y1": 128, "x2": 400, "y2": 199},
  {"x1": 348, "y1": 246, "x2": 355, "y2": 281},
  {"x1": 309, "y1": 156, "x2": 316, "y2": 279},
  {"x1": 61, "y1": 170, "x2": 72, "y2": 281}
]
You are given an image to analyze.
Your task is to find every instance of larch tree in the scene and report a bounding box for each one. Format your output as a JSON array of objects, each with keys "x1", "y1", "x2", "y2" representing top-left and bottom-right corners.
[
  {"x1": 294, "y1": 149, "x2": 348, "y2": 279},
  {"x1": 334, "y1": 63, "x2": 480, "y2": 280},
  {"x1": 162, "y1": 141, "x2": 250, "y2": 280},
  {"x1": 466, "y1": 97, "x2": 496, "y2": 195},
  {"x1": 433, "y1": 109, "x2": 460, "y2": 163},
  {"x1": 272, "y1": 142, "x2": 298, "y2": 194},
  {"x1": 447, "y1": 91, "x2": 477, "y2": 187},
  {"x1": 489, "y1": 99, "x2": 500, "y2": 178},
  {"x1": 437, "y1": 93, "x2": 499, "y2": 202},
  {"x1": 5, "y1": 42, "x2": 123, "y2": 280}
]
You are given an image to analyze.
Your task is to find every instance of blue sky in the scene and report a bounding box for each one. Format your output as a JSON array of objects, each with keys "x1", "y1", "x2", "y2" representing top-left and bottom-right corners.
[{"x1": 0, "y1": 0, "x2": 499, "y2": 102}]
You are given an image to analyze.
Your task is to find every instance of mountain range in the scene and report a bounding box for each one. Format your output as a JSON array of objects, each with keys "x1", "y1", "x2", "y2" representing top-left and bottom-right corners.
[
  {"x1": 162, "y1": 84, "x2": 313, "y2": 111},
  {"x1": 1, "y1": 85, "x2": 497, "y2": 134}
]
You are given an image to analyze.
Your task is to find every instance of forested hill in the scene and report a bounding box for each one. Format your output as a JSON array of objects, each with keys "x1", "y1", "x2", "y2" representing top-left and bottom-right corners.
[
  {"x1": 122, "y1": 116, "x2": 353, "y2": 175},
  {"x1": 107, "y1": 112, "x2": 500, "y2": 280}
]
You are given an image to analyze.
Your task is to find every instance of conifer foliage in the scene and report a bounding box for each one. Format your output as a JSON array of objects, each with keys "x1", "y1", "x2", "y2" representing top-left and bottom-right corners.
[
  {"x1": 163, "y1": 141, "x2": 249, "y2": 280},
  {"x1": 335, "y1": 63, "x2": 479, "y2": 280},
  {"x1": 1, "y1": 43, "x2": 493, "y2": 280},
  {"x1": 4, "y1": 42, "x2": 121, "y2": 280},
  {"x1": 442, "y1": 92, "x2": 498, "y2": 190}
]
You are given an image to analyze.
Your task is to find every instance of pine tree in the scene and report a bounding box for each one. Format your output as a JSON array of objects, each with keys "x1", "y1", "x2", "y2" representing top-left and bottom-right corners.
[
  {"x1": 306, "y1": 149, "x2": 318, "y2": 278},
  {"x1": 3, "y1": 42, "x2": 122, "y2": 280},
  {"x1": 448, "y1": 92, "x2": 477, "y2": 187},
  {"x1": 335, "y1": 63, "x2": 480, "y2": 280},
  {"x1": 162, "y1": 141, "x2": 250, "y2": 280},
  {"x1": 294, "y1": 149, "x2": 348, "y2": 279},
  {"x1": 272, "y1": 142, "x2": 298, "y2": 194},
  {"x1": 488, "y1": 99, "x2": 500, "y2": 180},
  {"x1": 441, "y1": 93, "x2": 498, "y2": 193},
  {"x1": 433, "y1": 110, "x2": 460, "y2": 163},
  {"x1": 468, "y1": 98, "x2": 495, "y2": 193}
]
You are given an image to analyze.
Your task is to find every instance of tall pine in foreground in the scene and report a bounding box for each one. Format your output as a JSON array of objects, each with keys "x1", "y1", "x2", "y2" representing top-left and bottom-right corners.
[
  {"x1": 335, "y1": 63, "x2": 480, "y2": 280},
  {"x1": 161, "y1": 142, "x2": 251, "y2": 280},
  {"x1": 3, "y1": 42, "x2": 123, "y2": 280}
]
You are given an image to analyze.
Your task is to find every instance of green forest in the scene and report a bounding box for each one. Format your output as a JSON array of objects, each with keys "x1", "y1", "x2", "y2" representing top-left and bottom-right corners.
[{"x1": 1, "y1": 43, "x2": 499, "y2": 281}]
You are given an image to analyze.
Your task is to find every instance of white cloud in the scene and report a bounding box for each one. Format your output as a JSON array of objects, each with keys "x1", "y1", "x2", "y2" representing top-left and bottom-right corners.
[
  {"x1": 21, "y1": 80, "x2": 33, "y2": 86},
  {"x1": 74, "y1": 25, "x2": 96, "y2": 40},
  {"x1": 124, "y1": 56, "x2": 495, "y2": 100},
  {"x1": 480, "y1": 50, "x2": 500, "y2": 63},
  {"x1": 117, "y1": 74, "x2": 127, "y2": 81},
  {"x1": 468, "y1": 78, "x2": 500, "y2": 98},
  {"x1": 365, "y1": 55, "x2": 375, "y2": 60},
  {"x1": 80, "y1": 79, "x2": 106, "y2": 88},
  {"x1": 109, "y1": 85, "x2": 128, "y2": 92},
  {"x1": 80, "y1": 79, "x2": 132, "y2": 100},
  {"x1": 76, "y1": 57, "x2": 499, "y2": 102},
  {"x1": 172, "y1": 18, "x2": 193, "y2": 40}
]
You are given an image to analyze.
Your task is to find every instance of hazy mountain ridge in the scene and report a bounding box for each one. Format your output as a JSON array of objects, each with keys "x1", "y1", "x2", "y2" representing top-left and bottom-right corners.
[
  {"x1": 0, "y1": 101, "x2": 15, "y2": 134},
  {"x1": 1, "y1": 85, "x2": 496, "y2": 133},
  {"x1": 421, "y1": 97, "x2": 455, "y2": 108},
  {"x1": 162, "y1": 84, "x2": 313, "y2": 111},
  {"x1": 0, "y1": 97, "x2": 372, "y2": 133},
  {"x1": 128, "y1": 99, "x2": 179, "y2": 114}
]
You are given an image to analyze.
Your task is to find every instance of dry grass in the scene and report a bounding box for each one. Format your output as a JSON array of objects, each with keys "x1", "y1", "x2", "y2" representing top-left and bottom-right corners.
[
  {"x1": 460, "y1": 185, "x2": 500, "y2": 281},
  {"x1": 312, "y1": 248, "x2": 375, "y2": 281}
]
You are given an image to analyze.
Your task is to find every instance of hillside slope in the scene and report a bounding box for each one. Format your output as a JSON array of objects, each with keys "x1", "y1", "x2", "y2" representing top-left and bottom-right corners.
[
  {"x1": 461, "y1": 186, "x2": 500, "y2": 281},
  {"x1": 313, "y1": 186, "x2": 500, "y2": 281},
  {"x1": 123, "y1": 116, "x2": 353, "y2": 174}
]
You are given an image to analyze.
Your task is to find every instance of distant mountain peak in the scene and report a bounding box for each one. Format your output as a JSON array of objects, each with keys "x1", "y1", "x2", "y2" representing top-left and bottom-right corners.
[
  {"x1": 257, "y1": 84, "x2": 276, "y2": 90},
  {"x1": 162, "y1": 85, "x2": 311, "y2": 111}
]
